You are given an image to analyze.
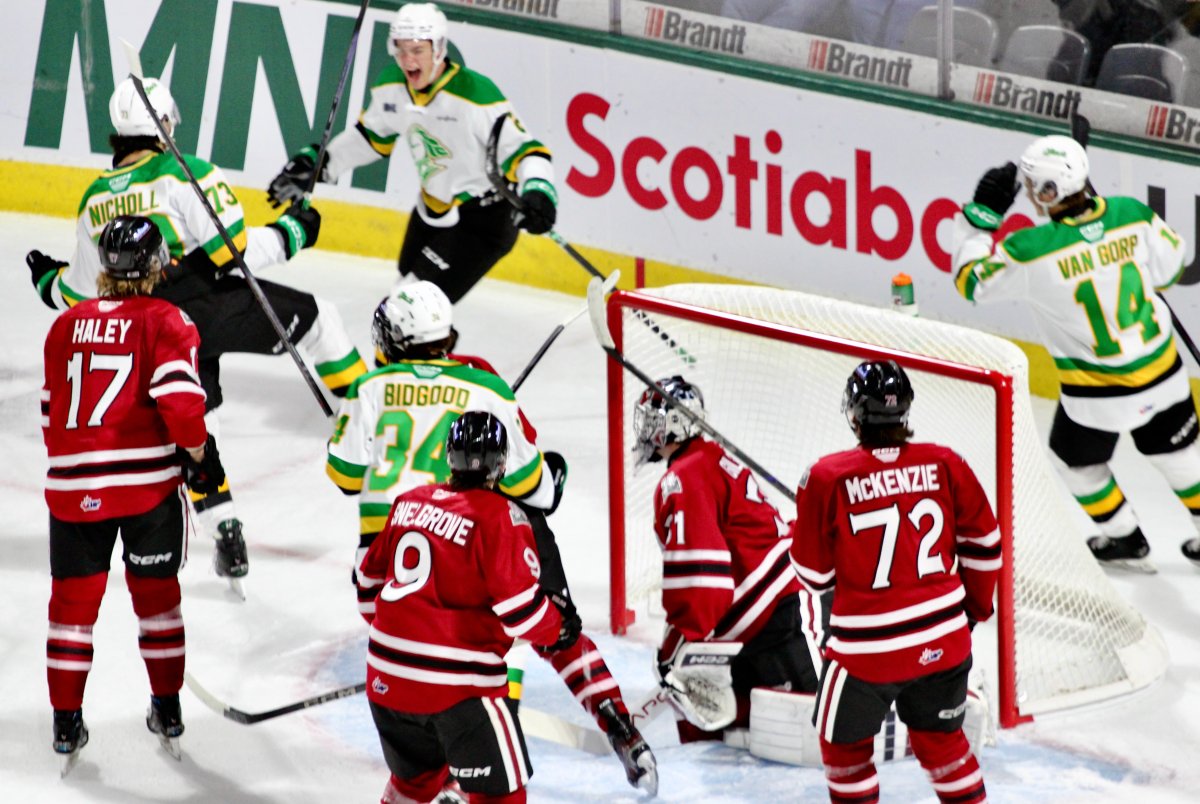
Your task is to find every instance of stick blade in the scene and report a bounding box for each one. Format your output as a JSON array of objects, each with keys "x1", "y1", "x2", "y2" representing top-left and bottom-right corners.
[
  {"x1": 586, "y1": 276, "x2": 615, "y2": 350},
  {"x1": 120, "y1": 38, "x2": 144, "y2": 80}
]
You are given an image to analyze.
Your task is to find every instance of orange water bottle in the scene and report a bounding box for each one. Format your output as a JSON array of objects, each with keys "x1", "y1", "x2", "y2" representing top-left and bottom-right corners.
[{"x1": 891, "y1": 272, "x2": 918, "y2": 317}]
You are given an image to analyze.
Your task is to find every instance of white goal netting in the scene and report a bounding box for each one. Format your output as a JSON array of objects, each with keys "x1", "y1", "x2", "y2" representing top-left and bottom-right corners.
[{"x1": 608, "y1": 284, "x2": 1167, "y2": 725}]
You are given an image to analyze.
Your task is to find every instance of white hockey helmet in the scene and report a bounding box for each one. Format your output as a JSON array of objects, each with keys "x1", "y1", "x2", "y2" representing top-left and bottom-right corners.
[
  {"x1": 1018, "y1": 135, "x2": 1089, "y2": 209},
  {"x1": 372, "y1": 281, "x2": 454, "y2": 362},
  {"x1": 387, "y1": 3, "x2": 449, "y2": 63},
  {"x1": 109, "y1": 76, "x2": 180, "y2": 138},
  {"x1": 632, "y1": 376, "x2": 705, "y2": 465}
]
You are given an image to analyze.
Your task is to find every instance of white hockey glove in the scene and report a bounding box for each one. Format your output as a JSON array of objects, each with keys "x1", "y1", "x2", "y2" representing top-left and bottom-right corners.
[{"x1": 656, "y1": 641, "x2": 742, "y2": 731}]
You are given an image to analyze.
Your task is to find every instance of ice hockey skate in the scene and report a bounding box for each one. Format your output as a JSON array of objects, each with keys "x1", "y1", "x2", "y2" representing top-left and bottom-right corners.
[
  {"x1": 1087, "y1": 530, "x2": 1156, "y2": 573},
  {"x1": 52, "y1": 709, "x2": 88, "y2": 777},
  {"x1": 214, "y1": 518, "x2": 249, "y2": 598},
  {"x1": 1183, "y1": 537, "x2": 1200, "y2": 568},
  {"x1": 147, "y1": 694, "x2": 184, "y2": 760},
  {"x1": 598, "y1": 699, "x2": 658, "y2": 797}
]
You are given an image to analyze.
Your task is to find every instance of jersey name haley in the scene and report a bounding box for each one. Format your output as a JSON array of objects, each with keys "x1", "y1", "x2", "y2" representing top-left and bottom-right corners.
[{"x1": 845, "y1": 462, "x2": 941, "y2": 504}]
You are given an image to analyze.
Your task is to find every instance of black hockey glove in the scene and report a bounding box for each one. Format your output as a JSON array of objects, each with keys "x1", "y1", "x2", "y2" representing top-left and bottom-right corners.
[
  {"x1": 177, "y1": 434, "x2": 226, "y2": 495},
  {"x1": 964, "y1": 162, "x2": 1019, "y2": 231},
  {"x1": 267, "y1": 144, "x2": 328, "y2": 209},
  {"x1": 267, "y1": 202, "x2": 321, "y2": 260},
  {"x1": 26, "y1": 250, "x2": 67, "y2": 309},
  {"x1": 515, "y1": 183, "x2": 557, "y2": 235},
  {"x1": 546, "y1": 590, "x2": 582, "y2": 653}
]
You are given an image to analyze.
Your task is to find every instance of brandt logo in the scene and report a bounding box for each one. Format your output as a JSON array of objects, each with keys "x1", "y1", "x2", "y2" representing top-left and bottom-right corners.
[
  {"x1": 459, "y1": 0, "x2": 560, "y2": 19},
  {"x1": 1145, "y1": 104, "x2": 1200, "y2": 144},
  {"x1": 972, "y1": 73, "x2": 1081, "y2": 120},
  {"x1": 644, "y1": 8, "x2": 746, "y2": 55},
  {"x1": 807, "y1": 40, "x2": 912, "y2": 88}
]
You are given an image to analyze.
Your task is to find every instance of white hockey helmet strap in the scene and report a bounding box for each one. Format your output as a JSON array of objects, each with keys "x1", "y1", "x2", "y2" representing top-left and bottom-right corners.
[
  {"x1": 1018, "y1": 135, "x2": 1089, "y2": 207},
  {"x1": 380, "y1": 280, "x2": 454, "y2": 348},
  {"x1": 388, "y1": 3, "x2": 449, "y2": 63},
  {"x1": 109, "y1": 77, "x2": 180, "y2": 138}
]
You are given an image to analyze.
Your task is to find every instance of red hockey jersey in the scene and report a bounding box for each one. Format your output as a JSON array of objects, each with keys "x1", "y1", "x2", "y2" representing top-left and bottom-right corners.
[
  {"x1": 789, "y1": 442, "x2": 1000, "y2": 684},
  {"x1": 653, "y1": 438, "x2": 800, "y2": 664},
  {"x1": 357, "y1": 483, "x2": 563, "y2": 713},
  {"x1": 42, "y1": 296, "x2": 206, "y2": 521}
]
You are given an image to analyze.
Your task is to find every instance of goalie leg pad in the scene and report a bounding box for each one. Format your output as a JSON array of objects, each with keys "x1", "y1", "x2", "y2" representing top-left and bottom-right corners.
[{"x1": 749, "y1": 688, "x2": 822, "y2": 766}]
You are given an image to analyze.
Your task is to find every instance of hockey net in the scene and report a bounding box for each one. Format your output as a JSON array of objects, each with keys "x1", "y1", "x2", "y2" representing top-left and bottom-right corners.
[{"x1": 605, "y1": 284, "x2": 1168, "y2": 727}]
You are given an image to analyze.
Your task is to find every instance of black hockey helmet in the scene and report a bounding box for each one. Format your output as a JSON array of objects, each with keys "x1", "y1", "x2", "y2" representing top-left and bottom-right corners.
[
  {"x1": 447, "y1": 411, "x2": 508, "y2": 485},
  {"x1": 97, "y1": 215, "x2": 169, "y2": 280},
  {"x1": 842, "y1": 360, "x2": 914, "y2": 432},
  {"x1": 632, "y1": 375, "x2": 705, "y2": 465}
]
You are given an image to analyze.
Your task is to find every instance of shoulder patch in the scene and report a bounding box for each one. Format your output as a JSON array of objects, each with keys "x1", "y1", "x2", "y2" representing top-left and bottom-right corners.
[
  {"x1": 718, "y1": 454, "x2": 743, "y2": 479},
  {"x1": 177, "y1": 308, "x2": 195, "y2": 327},
  {"x1": 659, "y1": 471, "x2": 682, "y2": 499},
  {"x1": 508, "y1": 500, "x2": 530, "y2": 527}
]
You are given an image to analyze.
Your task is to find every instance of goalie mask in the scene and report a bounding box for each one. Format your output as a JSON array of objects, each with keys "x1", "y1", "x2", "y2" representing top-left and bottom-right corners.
[
  {"x1": 843, "y1": 360, "x2": 914, "y2": 433},
  {"x1": 388, "y1": 3, "x2": 449, "y2": 64},
  {"x1": 97, "y1": 215, "x2": 169, "y2": 281},
  {"x1": 633, "y1": 376, "x2": 705, "y2": 465},
  {"x1": 109, "y1": 77, "x2": 180, "y2": 138},
  {"x1": 447, "y1": 411, "x2": 507, "y2": 485},
  {"x1": 372, "y1": 281, "x2": 454, "y2": 363},
  {"x1": 1018, "y1": 134, "x2": 1089, "y2": 214}
]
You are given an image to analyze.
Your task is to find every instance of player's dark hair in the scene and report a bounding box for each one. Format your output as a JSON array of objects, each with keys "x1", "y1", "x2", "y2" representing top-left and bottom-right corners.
[
  {"x1": 1049, "y1": 191, "x2": 1095, "y2": 222},
  {"x1": 109, "y1": 134, "x2": 164, "y2": 166},
  {"x1": 856, "y1": 422, "x2": 914, "y2": 448}
]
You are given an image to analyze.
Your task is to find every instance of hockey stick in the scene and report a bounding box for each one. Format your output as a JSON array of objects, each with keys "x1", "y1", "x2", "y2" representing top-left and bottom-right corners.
[
  {"x1": 184, "y1": 671, "x2": 364, "y2": 725},
  {"x1": 1069, "y1": 111, "x2": 1200, "y2": 366},
  {"x1": 483, "y1": 115, "x2": 697, "y2": 368},
  {"x1": 121, "y1": 43, "x2": 334, "y2": 418},
  {"x1": 587, "y1": 279, "x2": 795, "y2": 501},
  {"x1": 306, "y1": 0, "x2": 370, "y2": 199},
  {"x1": 511, "y1": 270, "x2": 620, "y2": 392}
]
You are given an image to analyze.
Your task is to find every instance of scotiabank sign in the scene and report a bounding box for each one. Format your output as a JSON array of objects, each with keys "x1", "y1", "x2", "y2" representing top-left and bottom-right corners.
[{"x1": 563, "y1": 92, "x2": 959, "y2": 271}]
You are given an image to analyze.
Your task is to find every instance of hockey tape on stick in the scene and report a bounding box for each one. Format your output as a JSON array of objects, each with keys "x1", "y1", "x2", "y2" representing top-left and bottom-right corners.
[
  {"x1": 483, "y1": 115, "x2": 697, "y2": 368},
  {"x1": 511, "y1": 270, "x2": 620, "y2": 392},
  {"x1": 307, "y1": 0, "x2": 370, "y2": 199},
  {"x1": 587, "y1": 279, "x2": 795, "y2": 501},
  {"x1": 1069, "y1": 112, "x2": 1200, "y2": 367},
  {"x1": 120, "y1": 41, "x2": 334, "y2": 418}
]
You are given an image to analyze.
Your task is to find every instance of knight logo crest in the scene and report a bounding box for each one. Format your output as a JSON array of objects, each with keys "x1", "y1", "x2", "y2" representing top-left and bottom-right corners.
[{"x1": 407, "y1": 125, "x2": 451, "y2": 183}]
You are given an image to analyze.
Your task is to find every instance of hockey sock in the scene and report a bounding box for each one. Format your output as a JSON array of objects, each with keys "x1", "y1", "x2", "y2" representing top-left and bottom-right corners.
[
  {"x1": 381, "y1": 768, "x2": 448, "y2": 804},
  {"x1": 1145, "y1": 444, "x2": 1200, "y2": 526},
  {"x1": 536, "y1": 633, "x2": 626, "y2": 731},
  {"x1": 908, "y1": 728, "x2": 986, "y2": 803},
  {"x1": 47, "y1": 573, "x2": 107, "y2": 710},
  {"x1": 1052, "y1": 460, "x2": 1139, "y2": 537},
  {"x1": 300, "y1": 296, "x2": 368, "y2": 397},
  {"x1": 126, "y1": 572, "x2": 185, "y2": 696},
  {"x1": 467, "y1": 790, "x2": 526, "y2": 804},
  {"x1": 820, "y1": 737, "x2": 879, "y2": 804}
]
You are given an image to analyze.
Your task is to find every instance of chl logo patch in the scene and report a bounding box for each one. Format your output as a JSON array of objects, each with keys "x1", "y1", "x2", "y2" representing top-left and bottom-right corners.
[
  {"x1": 80, "y1": 495, "x2": 101, "y2": 513},
  {"x1": 372, "y1": 676, "x2": 389, "y2": 695},
  {"x1": 918, "y1": 647, "x2": 944, "y2": 666}
]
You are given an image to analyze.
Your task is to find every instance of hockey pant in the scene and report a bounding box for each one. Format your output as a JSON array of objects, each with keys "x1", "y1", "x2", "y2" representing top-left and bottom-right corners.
[
  {"x1": 815, "y1": 656, "x2": 985, "y2": 804},
  {"x1": 1049, "y1": 397, "x2": 1200, "y2": 539},
  {"x1": 372, "y1": 696, "x2": 531, "y2": 803},
  {"x1": 518, "y1": 502, "x2": 630, "y2": 732},
  {"x1": 675, "y1": 592, "x2": 824, "y2": 744},
  {"x1": 398, "y1": 195, "x2": 519, "y2": 304},
  {"x1": 47, "y1": 490, "x2": 187, "y2": 710}
]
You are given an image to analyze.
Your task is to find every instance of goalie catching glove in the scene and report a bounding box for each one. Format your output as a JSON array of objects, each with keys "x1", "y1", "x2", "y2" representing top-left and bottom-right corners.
[
  {"x1": 267, "y1": 144, "x2": 329, "y2": 209},
  {"x1": 177, "y1": 434, "x2": 226, "y2": 495},
  {"x1": 656, "y1": 640, "x2": 743, "y2": 731},
  {"x1": 963, "y1": 161, "x2": 1019, "y2": 231}
]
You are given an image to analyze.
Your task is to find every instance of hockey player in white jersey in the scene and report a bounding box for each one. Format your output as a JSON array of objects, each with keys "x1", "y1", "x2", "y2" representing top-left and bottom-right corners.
[
  {"x1": 326, "y1": 282, "x2": 658, "y2": 795},
  {"x1": 25, "y1": 76, "x2": 368, "y2": 583},
  {"x1": 268, "y1": 2, "x2": 557, "y2": 303},
  {"x1": 952, "y1": 134, "x2": 1200, "y2": 570}
]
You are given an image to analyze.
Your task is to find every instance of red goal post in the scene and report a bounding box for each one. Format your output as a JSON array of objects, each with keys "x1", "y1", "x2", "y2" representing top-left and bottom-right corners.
[{"x1": 604, "y1": 285, "x2": 1167, "y2": 729}]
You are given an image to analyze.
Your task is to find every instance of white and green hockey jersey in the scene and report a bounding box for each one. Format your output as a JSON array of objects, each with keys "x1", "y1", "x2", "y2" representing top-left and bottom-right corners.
[
  {"x1": 325, "y1": 359, "x2": 553, "y2": 536},
  {"x1": 38, "y1": 151, "x2": 288, "y2": 309},
  {"x1": 953, "y1": 196, "x2": 1188, "y2": 430},
  {"x1": 323, "y1": 60, "x2": 555, "y2": 223}
]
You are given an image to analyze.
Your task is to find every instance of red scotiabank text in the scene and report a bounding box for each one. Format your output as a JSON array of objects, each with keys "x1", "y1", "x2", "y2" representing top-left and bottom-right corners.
[{"x1": 563, "y1": 92, "x2": 1038, "y2": 273}]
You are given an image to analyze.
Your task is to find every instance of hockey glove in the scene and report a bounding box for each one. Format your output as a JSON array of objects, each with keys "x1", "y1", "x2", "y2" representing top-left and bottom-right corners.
[
  {"x1": 267, "y1": 144, "x2": 328, "y2": 208},
  {"x1": 656, "y1": 641, "x2": 742, "y2": 731},
  {"x1": 26, "y1": 250, "x2": 66, "y2": 309},
  {"x1": 514, "y1": 181, "x2": 557, "y2": 235},
  {"x1": 964, "y1": 162, "x2": 1019, "y2": 231},
  {"x1": 267, "y1": 202, "x2": 321, "y2": 260},
  {"x1": 177, "y1": 434, "x2": 226, "y2": 495},
  {"x1": 546, "y1": 590, "x2": 582, "y2": 653}
]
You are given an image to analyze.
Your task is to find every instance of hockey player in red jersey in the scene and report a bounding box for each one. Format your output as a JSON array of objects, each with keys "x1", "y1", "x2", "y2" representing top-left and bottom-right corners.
[
  {"x1": 790, "y1": 360, "x2": 1000, "y2": 804},
  {"x1": 42, "y1": 216, "x2": 226, "y2": 772},
  {"x1": 357, "y1": 412, "x2": 574, "y2": 803},
  {"x1": 331, "y1": 283, "x2": 656, "y2": 795},
  {"x1": 634, "y1": 376, "x2": 821, "y2": 742}
]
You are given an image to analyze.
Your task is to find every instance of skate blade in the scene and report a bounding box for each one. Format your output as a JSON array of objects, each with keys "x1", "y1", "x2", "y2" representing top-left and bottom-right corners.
[
  {"x1": 59, "y1": 749, "x2": 82, "y2": 778},
  {"x1": 225, "y1": 577, "x2": 246, "y2": 601},
  {"x1": 1099, "y1": 557, "x2": 1158, "y2": 574},
  {"x1": 157, "y1": 733, "x2": 182, "y2": 760},
  {"x1": 636, "y1": 765, "x2": 659, "y2": 798}
]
